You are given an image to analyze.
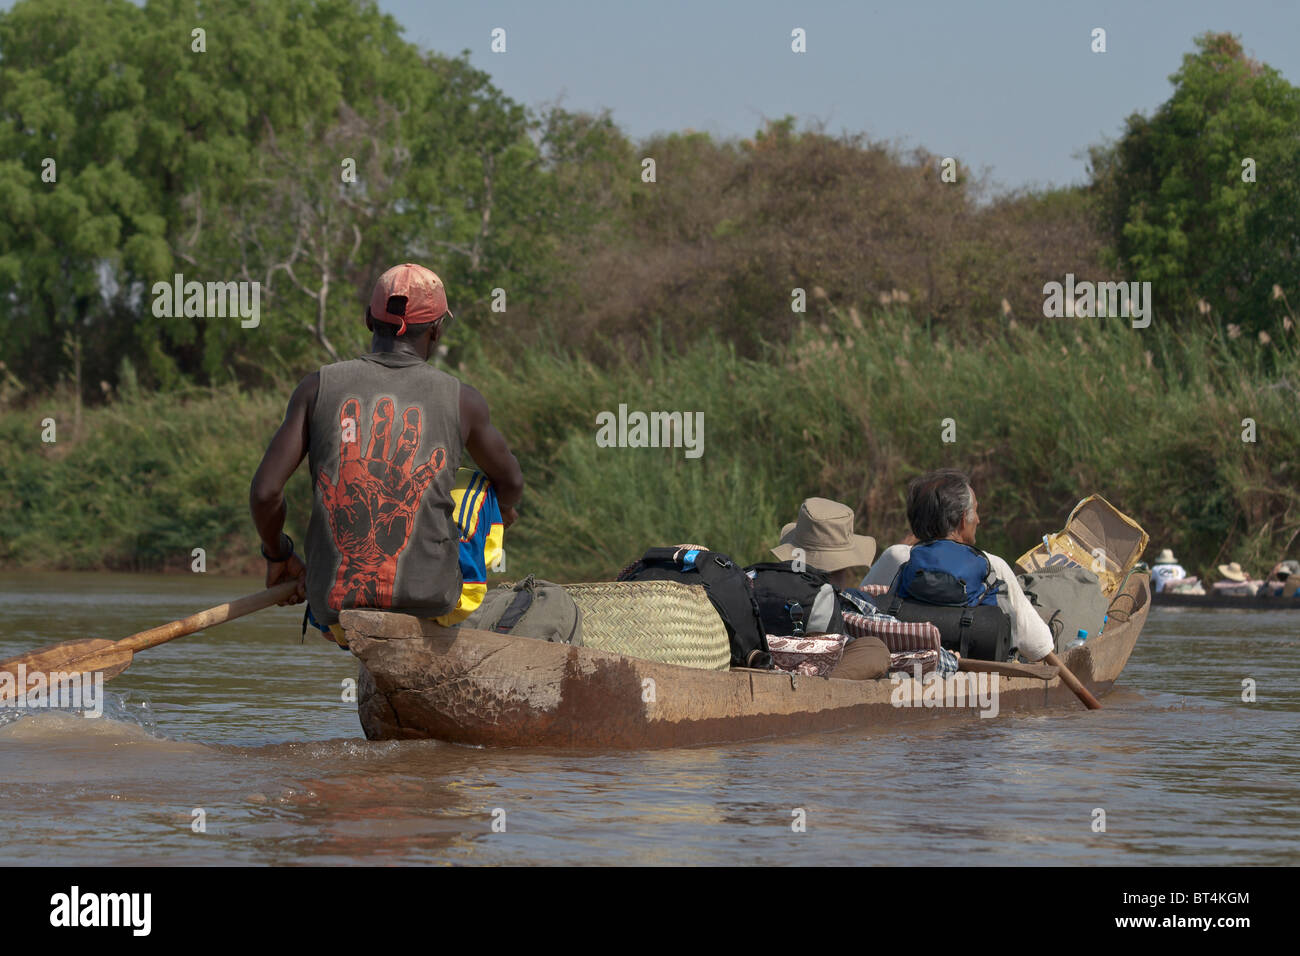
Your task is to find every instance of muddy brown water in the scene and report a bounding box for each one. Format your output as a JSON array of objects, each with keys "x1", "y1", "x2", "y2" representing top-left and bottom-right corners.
[{"x1": 1, "y1": 572, "x2": 1296, "y2": 865}]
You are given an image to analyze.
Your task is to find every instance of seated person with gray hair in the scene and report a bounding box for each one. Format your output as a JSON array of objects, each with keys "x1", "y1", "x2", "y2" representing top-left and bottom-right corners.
[{"x1": 862, "y1": 469, "x2": 1054, "y2": 662}]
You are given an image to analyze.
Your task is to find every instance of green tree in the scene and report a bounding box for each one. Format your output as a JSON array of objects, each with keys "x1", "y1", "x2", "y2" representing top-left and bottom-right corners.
[
  {"x1": 0, "y1": 0, "x2": 161, "y2": 392},
  {"x1": 0, "y1": 0, "x2": 589, "y2": 394},
  {"x1": 1089, "y1": 32, "x2": 1300, "y2": 330}
]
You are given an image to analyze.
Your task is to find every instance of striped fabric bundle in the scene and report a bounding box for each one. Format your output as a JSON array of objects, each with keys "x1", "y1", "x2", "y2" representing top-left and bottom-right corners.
[
  {"x1": 889, "y1": 650, "x2": 940, "y2": 674},
  {"x1": 842, "y1": 611, "x2": 941, "y2": 653},
  {"x1": 888, "y1": 648, "x2": 961, "y2": 677}
]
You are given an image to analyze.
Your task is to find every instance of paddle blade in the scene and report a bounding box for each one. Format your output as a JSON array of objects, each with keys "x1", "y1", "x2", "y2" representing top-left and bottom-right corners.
[{"x1": 0, "y1": 639, "x2": 136, "y2": 685}]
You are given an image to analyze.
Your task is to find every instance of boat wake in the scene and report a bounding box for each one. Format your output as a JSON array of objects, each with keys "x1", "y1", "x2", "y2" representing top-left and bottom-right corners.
[
  {"x1": 231, "y1": 736, "x2": 443, "y2": 762},
  {"x1": 0, "y1": 690, "x2": 162, "y2": 740}
]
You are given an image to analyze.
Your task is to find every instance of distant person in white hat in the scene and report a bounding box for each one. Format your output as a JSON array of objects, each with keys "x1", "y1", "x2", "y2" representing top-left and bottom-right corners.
[
  {"x1": 1150, "y1": 548, "x2": 1189, "y2": 594},
  {"x1": 1213, "y1": 562, "x2": 1262, "y2": 596}
]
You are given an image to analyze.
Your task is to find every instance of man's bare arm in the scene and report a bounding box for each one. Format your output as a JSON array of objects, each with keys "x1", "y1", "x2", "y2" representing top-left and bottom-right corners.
[
  {"x1": 460, "y1": 383, "x2": 523, "y2": 516},
  {"x1": 249, "y1": 372, "x2": 317, "y2": 603}
]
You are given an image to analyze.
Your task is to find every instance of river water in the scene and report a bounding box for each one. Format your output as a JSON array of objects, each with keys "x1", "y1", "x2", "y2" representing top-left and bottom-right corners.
[{"x1": 0, "y1": 572, "x2": 1296, "y2": 866}]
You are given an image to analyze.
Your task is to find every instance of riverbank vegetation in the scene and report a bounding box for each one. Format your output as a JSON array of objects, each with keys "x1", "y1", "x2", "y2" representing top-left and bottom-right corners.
[{"x1": 4, "y1": 303, "x2": 1296, "y2": 581}]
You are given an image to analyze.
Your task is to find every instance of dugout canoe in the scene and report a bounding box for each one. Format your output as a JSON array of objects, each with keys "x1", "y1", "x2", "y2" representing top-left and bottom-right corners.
[
  {"x1": 342, "y1": 573, "x2": 1151, "y2": 750},
  {"x1": 1151, "y1": 590, "x2": 1300, "y2": 610}
]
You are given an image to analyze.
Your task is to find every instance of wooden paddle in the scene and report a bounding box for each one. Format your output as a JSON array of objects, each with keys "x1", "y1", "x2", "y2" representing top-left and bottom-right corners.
[
  {"x1": 1042, "y1": 651, "x2": 1101, "y2": 710},
  {"x1": 0, "y1": 581, "x2": 298, "y2": 686},
  {"x1": 957, "y1": 655, "x2": 1100, "y2": 709},
  {"x1": 958, "y1": 658, "x2": 1058, "y2": 680}
]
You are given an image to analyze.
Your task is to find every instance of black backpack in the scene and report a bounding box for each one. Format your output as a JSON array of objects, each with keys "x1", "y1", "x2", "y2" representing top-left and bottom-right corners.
[
  {"x1": 619, "y1": 546, "x2": 772, "y2": 669},
  {"x1": 744, "y1": 561, "x2": 848, "y2": 637}
]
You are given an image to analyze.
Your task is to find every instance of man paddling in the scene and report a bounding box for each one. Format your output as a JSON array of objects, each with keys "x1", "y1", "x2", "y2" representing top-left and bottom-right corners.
[
  {"x1": 249, "y1": 263, "x2": 523, "y2": 643},
  {"x1": 1262, "y1": 559, "x2": 1300, "y2": 597}
]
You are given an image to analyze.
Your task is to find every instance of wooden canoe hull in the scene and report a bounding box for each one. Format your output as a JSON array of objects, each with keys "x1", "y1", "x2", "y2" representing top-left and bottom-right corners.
[
  {"x1": 342, "y1": 574, "x2": 1151, "y2": 750},
  {"x1": 1151, "y1": 590, "x2": 1300, "y2": 610}
]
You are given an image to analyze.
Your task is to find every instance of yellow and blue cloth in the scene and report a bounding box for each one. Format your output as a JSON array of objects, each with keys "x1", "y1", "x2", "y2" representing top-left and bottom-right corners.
[{"x1": 433, "y1": 468, "x2": 504, "y2": 626}]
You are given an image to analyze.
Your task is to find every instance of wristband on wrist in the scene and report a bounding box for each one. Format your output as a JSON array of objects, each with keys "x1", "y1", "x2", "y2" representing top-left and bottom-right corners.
[{"x1": 261, "y1": 533, "x2": 295, "y2": 563}]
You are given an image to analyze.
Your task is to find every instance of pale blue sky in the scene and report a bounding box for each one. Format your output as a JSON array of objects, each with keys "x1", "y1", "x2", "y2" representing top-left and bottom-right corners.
[
  {"x1": 378, "y1": 0, "x2": 1300, "y2": 192},
  {"x1": 3, "y1": 0, "x2": 1296, "y2": 191}
]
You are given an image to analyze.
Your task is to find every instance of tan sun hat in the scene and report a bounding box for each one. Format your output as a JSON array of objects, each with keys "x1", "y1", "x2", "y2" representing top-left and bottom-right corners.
[
  {"x1": 770, "y1": 497, "x2": 876, "y2": 572},
  {"x1": 1154, "y1": 548, "x2": 1178, "y2": 564},
  {"x1": 1217, "y1": 561, "x2": 1248, "y2": 582}
]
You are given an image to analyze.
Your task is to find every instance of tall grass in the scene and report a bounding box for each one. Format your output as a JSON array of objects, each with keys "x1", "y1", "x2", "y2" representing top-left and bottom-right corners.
[
  {"x1": 0, "y1": 385, "x2": 310, "y2": 573},
  {"x1": 2, "y1": 308, "x2": 1297, "y2": 582},
  {"x1": 477, "y1": 306, "x2": 1300, "y2": 580}
]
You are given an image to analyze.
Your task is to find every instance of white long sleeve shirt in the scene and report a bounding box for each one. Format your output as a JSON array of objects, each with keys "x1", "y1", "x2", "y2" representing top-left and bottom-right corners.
[
  {"x1": 861, "y1": 543, "x2": 1055, "y2": 661},
  {"x1": 1150, "y1": 563, "x2": 1187, "y2": 593}
]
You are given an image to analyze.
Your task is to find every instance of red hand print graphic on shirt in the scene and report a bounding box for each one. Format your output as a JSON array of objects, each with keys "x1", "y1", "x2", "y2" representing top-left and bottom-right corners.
[{"x1": 317, "y1": 397, "x2": 447, "y2": 610}]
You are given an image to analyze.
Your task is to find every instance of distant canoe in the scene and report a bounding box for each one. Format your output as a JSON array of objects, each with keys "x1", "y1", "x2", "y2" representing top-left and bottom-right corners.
[
  {"x1": 1151, "y1": 589, "x2": 1300, "y2": 610},
  {"x1": 341, "y1": 574, "x2": 1151, "y2": 750}
]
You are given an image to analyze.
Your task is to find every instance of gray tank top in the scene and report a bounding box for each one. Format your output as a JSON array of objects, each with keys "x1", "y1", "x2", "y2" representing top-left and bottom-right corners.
[{"x1": 305, "y1": 351, "x2": 462, "y2": 624}]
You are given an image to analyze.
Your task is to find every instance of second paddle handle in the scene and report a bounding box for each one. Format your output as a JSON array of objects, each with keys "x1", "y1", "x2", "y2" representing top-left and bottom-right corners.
[{"x1": 1042, "y1": 651, "x2": 1102, "y2": 710}]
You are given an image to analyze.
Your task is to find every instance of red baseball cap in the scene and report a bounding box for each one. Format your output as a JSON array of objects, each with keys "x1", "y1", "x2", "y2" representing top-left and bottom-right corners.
[{"x1": 367, "y1": 263, "x2": 451, "y2": 335}]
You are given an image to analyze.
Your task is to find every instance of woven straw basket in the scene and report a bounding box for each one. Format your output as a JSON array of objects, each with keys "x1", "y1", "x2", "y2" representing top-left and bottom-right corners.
[{"x1": 564, "y1": 580, "x2": 730, "y2": 670}]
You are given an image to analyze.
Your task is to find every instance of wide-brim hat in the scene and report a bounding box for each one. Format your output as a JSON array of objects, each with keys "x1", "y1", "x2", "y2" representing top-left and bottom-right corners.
[
  {"x1": 770, "y1": 497, "x2": 876, "y2": 572},
  {"x1": 1218, "y1": 561, "x2": 1248, "y2": 582},
  {"x1": 1154, "y1": 548, "x2": 1178, "y2": 564}
]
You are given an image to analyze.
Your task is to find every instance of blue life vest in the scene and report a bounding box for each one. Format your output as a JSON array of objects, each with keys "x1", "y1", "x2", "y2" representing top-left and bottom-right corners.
[{"x1": 894, "y1": 540, "x2": 1004, "y2": 608}]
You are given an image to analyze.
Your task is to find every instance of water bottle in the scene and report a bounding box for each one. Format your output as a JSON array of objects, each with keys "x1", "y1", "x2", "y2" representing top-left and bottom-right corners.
[{"x1": 1069, "y1": 628, "x2": 1088, "y2": 649}]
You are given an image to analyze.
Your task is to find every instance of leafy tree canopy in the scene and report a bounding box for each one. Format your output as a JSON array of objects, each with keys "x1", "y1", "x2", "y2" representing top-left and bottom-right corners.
[{"x1": 1089, "y1": 32, "x2": 1300, "y2": 331}]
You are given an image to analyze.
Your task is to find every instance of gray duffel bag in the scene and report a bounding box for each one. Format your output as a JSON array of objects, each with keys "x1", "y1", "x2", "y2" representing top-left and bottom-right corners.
[
  {"x1": 1018, "y1": 565, "x2": 1110, "y2": 654},
  {"x1": 461, "y1": 574, "x2": 583, "y2": 646}
]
